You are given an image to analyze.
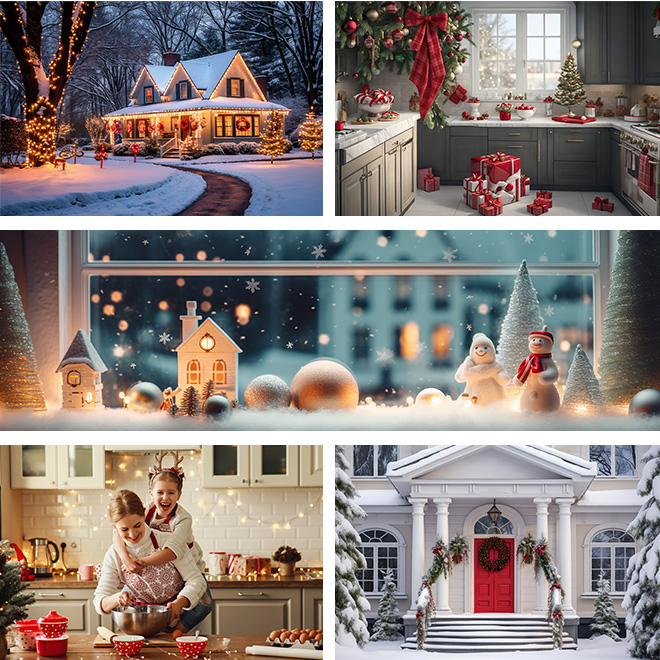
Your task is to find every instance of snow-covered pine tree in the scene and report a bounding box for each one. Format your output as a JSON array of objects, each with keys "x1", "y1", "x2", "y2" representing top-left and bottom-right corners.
[
  {"x1": 554, "y1": 53, "x2": 586, "y2": 116},
  {"x1": 598, "y1": 231, "x2": 660, "y2": 406},
  {"x1": 562, "y1": 344, "x2": 604, "y2": 413},
  {"x1": 496, "y1": 260, "x2": 544, "y2": 380},
  {"x1": 201, "y1": 380, "x2": 215, "y2": 401},
  {"x1": 370, "y1": 569, "x2": 403, "y2": 641},
  {"x1": 590, "y1": 573, "x2": 621, "y2": 641},
  {"x1": 623, "y1": 446, "x2": 660, "y2": 658},
  {"x1": 335, "y1": 446, "x2": 370, "y2": 648},
  {"x1": 0, "y1": 540, "x2": 36, "y2": 636},
  {"x1": 298, "y1": 109, "x2": 323, "y2": 160},
  {"x1": 179, "y1": 386, "x2": 202, "y2": 416},
  {"x1": 257, "y1": 111, "x2": 288, "y2": 164}
]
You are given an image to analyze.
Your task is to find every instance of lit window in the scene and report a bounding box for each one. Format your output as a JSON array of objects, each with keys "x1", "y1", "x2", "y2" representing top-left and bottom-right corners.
[
  {"x1": 144, "y1": 87, "x2": 153, "y2": 104},
  {"x1": 187, "y1": 360, "x2": 201, "y2": 384},
  {"x1": 230, "y1": 79, "x2": 241, "y2": 97},
  {"x1": 200, "y1": 333, "x2": 215, "y2": 352},
  {"x1": 213, "y1": 360, "x2": 227, "y2": 384},
  {"x1": 399, "y1": 322, "x2": 419, "y2": 360},
  {"x1": 85, "y1": 392, "x2": 94, "y2": 404},
  {"x1": 179, "y1": 82, "x2": 189, "y2": 99},
  {"x1": 474, "y1": 514, "x2": 514, "y2": 535},
  {"x1": 590, "y1": 446, "x2": 637, "y2": 477},
  {"x1": 353, "y1": 445, "x2": 398, "y2": 477},
  {"x1": 67, "y1": 371, "x2": 81, "y2": 387},
  {"x1": 432, "y1": 324, "x2": 453, "y2": 361},
  {"x1": 357, "y1": 529, "x2": 402, "y2": 594},
  {"x1": 590, "y1": 530, "x2": 635, "y2": 592}
]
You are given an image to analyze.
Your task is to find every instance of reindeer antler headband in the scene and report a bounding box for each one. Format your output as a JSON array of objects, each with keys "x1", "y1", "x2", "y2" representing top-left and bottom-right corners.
[{"x1": 149, "y1": 450, "x2": 185, "y2": 484}]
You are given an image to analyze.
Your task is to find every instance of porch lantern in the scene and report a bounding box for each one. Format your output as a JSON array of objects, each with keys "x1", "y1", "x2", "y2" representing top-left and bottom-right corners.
[{"x1": 487, "y1": 500, "x2": 502, "y2": 525}]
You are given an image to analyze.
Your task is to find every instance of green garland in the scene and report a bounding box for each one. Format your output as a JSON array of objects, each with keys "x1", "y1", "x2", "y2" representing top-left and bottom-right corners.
[
  {"x1": 517, "y1": 532, "x2": 537, "y2": 565},
  {"x1": 335, "y1": 1, "x2": 475, "y2": 131},
  {"x1": 533, "y1": 537, "x2": 565, "y2": 650},
  {"x1": 478, "y1": 536, "x2": 510, "y2": 572}
]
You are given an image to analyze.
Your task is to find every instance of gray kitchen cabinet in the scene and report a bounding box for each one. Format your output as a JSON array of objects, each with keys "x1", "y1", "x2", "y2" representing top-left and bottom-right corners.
[
  {"x1": 417, "y1": 121, "x2": 449, "y2": 181},
  {"x1": 552, "y1": 128, "x2": 604, "y2": 188},
  {"x1": 640, "y1": 2, "x2": 660, "y2": 84},
  {"x1": 27, "y1": 588, "x2": 102, "y2": 634},
  {"x1": 449, "y1": 127, "x2": 488, "y2": 181},
  {"x1": 610, "y1": 128, "x2": 622, "y2": 196},
  {"x1": 537, "y1": 129, "x2": 551, "y2": 186},
  {"x1": 488, "y1": 126, "x2": 539, "y2": 182},
  {"x1": 339, "y1": 145, "x2": 384, "y2": 216},
  {"x1": 302, "y1": 588, "x2": 323, "y2": 630}
]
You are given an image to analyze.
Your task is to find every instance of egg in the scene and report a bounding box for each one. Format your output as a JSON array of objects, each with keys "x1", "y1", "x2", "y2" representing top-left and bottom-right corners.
[
  {"x1": 308, "y1": 630, "x2": 317, "y2": 637},
  {"x1": 269, "y1": 631, "x2": 279, "y2": 641},
  {"x1": 314, "y1": 632, "x2": 323, "y2": 642},
  {"x1": 292, "y1": 628, "x2": 302, "y2": 633},
  {"x1": 288, "y1": 633, "x2": 300, "y2": 642},
  {"x1": 279, "y1": 632, "x2": 289, "y2": 643},
  {"x1": 299, "y1": 633, "x2": 310, "y2": 644},
  {"x1": 581, "y1": 116, "x2": 587, "y2": 121}
]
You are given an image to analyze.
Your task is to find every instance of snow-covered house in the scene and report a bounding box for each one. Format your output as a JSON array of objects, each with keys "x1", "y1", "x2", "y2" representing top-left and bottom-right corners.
[
  {"x1": 56, "y1": 329, "x2": 108, "y2": 409},
  {"x1": 342, "y1": 444, "x2": 646, "y2": 649},
  {"x1": 173, "y1": 301, "x2": 242, "y2": 404},
  {"x1": 104, "y1": 51, "x2": 290, "y2": 156}
]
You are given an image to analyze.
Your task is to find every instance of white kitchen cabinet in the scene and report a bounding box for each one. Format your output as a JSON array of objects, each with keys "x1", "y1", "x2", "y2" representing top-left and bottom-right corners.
[
  {"x1": 27, "y1": 588, "x2": 103, "y2": 633},
  {"x1": 10, "y1": 445, "x2": 107, "y2": 489},
  {"x1": 299, "y1": 445, "x2": 323, "y2": 487}
]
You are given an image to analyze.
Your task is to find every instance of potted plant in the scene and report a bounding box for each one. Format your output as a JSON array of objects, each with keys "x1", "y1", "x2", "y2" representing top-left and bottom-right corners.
[
  {"x1": 449, "y1": 533, "x2": 469, "y2": 564},
  {"x1": 495, "y1": 103, "x2": 514, "y2": 120},
  {"x1": 0, "y1": 541, "x2": 36, "y2": 660},
  {"x1": 272, "y1": 545, "x2": 301, "y2": 576},
  {"x1": 466, "y1": 96, "x2": 481, "y2": 118},
  {"x1": 517, "y1": 533, "x2": 537, "y2": 565}
]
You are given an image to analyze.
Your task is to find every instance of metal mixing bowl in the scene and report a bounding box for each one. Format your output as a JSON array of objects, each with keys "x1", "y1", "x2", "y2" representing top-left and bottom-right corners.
[{"x1": 112, "y1": 605, "x2": 170, "y2": 637}]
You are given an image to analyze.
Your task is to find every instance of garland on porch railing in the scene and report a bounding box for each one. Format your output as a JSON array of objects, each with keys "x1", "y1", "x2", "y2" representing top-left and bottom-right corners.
[
  {"x1": 415, "y1": 581, "x2": 435, "y2": 649},
  {"x1": 532, "y1": 537, "x2": 565, "y2": 650}
]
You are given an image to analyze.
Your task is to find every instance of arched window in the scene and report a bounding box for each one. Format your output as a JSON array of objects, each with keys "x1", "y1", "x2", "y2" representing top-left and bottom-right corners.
[
  {"x1": 590, "y1": 529, "x2": 635, "y2": 592},
  {"x1": 213, "y1": 360, "x2": 227, "y2": 384},
  {"x1": 187, "y1": 359, "x2": 201, "y2": 384},
  {"x1": 357, "y1": 529, "x2": 402, "y2": 594},
  {"x1": 474, "y1": 514, "x2": 514, "y2": 535}
]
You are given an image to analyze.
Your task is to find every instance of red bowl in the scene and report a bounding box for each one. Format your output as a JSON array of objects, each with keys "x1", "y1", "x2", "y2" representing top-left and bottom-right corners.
[
  {"x1": 113, "y1": 635, "x2": 145, "y2": 656},
  {"x1": 176, "y1": 636, "x2": 208, "y2": 658},
  {"x1": 35, "y1": 634, "x2": 68, "y2": 656}
]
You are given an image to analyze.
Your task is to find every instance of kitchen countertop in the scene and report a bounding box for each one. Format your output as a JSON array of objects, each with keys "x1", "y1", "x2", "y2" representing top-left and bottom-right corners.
[
  {"x1": 447, "y1": 115, "x2": 636, "y2": 129},
  {"x1": 8, "y1": 634, "x2": 303, "y2": 659},
  {"x1": 26, "y1": 572, "x2": 322, "y2": 589}
]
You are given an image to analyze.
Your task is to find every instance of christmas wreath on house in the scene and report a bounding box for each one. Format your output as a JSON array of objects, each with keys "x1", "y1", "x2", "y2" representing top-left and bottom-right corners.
[
  {"x1": 236, "y1": 116, "x2": 251, "y2": 132},
  {"x1": 478, "y1": 536, "x2": 509, "y2": 572}
]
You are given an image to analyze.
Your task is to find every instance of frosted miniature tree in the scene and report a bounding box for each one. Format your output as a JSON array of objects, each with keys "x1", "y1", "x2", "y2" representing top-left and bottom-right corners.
[
  {"x1": 496, "y1": 260, "x2": 544, "y2": 379},
  {"x1": 370, "y1": 569, "x2": 403, "y2": 641},
  {"x1": 179, "y1": 385, "x2": 202, "y2": 416},
  {"x1": 598, "y1": 231, "x2": 660, "y2": 406},
  {"x1": 623, "y1": 446, "x2": 660, "y2": 658},
  {"x1": 554, "y1": 53, "x2": 587, "y2": 116},
  {"x1": 590, "y1": 574, "x2": 621, "y2": 641},
  {"x1": 201, "y1": 379, "x2": 215, "y2": 401},
  {"x1": 257, "y1": 111, "x2": 288, "y2": 164},
  {"x1": 298, "y1": 109, "x2": 323, "y2": 160},
  {"x1": 562, "y1": 344, "x2": 604, "y2": 413},
  {"x1": 0, "y1": 243, "x2": 47, "y2": 411},
  {"x1": 335, "y1": 446, "x2": 370, "y2": 648}
]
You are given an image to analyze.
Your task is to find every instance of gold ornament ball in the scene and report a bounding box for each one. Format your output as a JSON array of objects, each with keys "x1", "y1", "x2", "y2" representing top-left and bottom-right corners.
[
  {"x1": 126, "y1": 382, "x2": 163, "y2": 413},
  {"x1": 448, "y1": 72, "x2": 455, "y2": 80},
  {"x1": 244, "y1": 374, "x2": 291, "y2": 409},
  {"x1": 366, "y1": 8, "x2": 379, "y2": 20},
  {"x1": 402, "y1": 27, "x2": 409, "y2": 36},
  {"x1": 415, "y1": 388, "x2": 446, "y2": 406},
  {"x1": 290, "y1": 359, "x2": 359, "y2": 411}
]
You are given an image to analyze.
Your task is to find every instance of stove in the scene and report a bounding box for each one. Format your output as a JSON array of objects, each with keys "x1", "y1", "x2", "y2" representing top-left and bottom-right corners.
[
  {"x1": 619, "y1": 123, "x2": 659, "y2": 216},
  {"x1": 335, "y1": 128, "x2": 367, "y2": 150}
]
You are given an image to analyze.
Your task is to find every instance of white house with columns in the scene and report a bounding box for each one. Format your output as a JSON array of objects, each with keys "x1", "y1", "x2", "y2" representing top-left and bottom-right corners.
[{"x1": 344, "y1": 444, "x2": 646, "y2": 646}]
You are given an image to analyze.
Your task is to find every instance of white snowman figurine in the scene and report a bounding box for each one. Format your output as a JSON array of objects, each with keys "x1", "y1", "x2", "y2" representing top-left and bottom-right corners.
[
  {"x1": 513, "y1": 326, "x2": 560, "y2": 413},
  {"x1": 454, "y1": 333, "x2": 509, "y2": 406}
]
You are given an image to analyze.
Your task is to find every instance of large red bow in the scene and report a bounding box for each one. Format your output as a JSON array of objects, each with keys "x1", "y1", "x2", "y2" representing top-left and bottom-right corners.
[{"x1": 405, "y1": 8, "x2": 448, "y2": 120}]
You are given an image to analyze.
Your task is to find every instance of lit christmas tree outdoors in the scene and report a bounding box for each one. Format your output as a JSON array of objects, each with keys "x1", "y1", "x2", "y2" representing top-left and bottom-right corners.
[
  {"x1": 554, "y1": 53, "x2": 586, "y2": 117},
  {"x1": 257, "y1": 111, "x2": 289, "y2": 164},
  {"x1": 298, "y1": 109, "x2": 323, "y2": 160}
]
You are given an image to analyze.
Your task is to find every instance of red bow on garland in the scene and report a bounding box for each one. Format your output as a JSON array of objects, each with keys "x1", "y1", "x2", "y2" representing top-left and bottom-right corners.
[
  {"x1": 516, "y1": 353, "x2": 552, "y2": 383},
  {"x1": 405, "y1": 8, "x2": 448, "y2": 120}
]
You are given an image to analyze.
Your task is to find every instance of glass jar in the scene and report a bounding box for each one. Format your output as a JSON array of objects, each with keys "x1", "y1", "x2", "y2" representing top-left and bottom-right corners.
[{"x1": 615, "y1": 94, "x2": 629, "y2": 117}]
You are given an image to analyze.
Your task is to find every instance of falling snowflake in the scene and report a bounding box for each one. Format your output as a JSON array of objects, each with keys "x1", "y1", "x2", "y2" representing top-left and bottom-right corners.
[
  {"x1": 245, "y1": 278, "x2": 261, "y2": 293},
  {"x1": 466, "y1": 295, "x2": 474, "y2": 299},
  {"x1": 415, "y1": 341, "x2": 427, "y2": 354},
  {"x1": 245, "y1": 247, "x2": 252, "y2": 256},
  {"x1": 522, "y1": 233, "x2": 534, "y2": 244},
  {"x1": 130, "y1": 363, "x2": 137, "y2": 369},
  {"x1": 142, "y1": 239, "x2": 149, "y2": 246},
  {"x1": 376, "y1": 347, "x2": 395, "y2": 366},
  {"x1": 286, "y1": 341, "x2": 293, "y2": 349},
  {"x1": 466, "y1": 324, "x2": 472, "y2": 331},
  {"x1": 544, "y1": 305, "x2": 555, "y2": 317},
  {"x1": 158, "y1": 332, "x2": 172, "y2": 344},
  {"x1": 311, "y1": 244, "x2": 327, "y2": 259},
  {"x1": 442, "y1": 247, "x2": 458, "y2": 263}
]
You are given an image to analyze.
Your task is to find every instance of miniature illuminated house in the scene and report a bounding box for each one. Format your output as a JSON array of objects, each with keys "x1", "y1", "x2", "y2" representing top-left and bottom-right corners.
[
  {"x1": 103, "y1": 50, "x2": 290, "y2": 155},
  {"x1": 173, "y1": 301, "x2": 242, "y2": 403},
  {"x1": 56, "y1": 329, "x2": 108, "y2": 410}
]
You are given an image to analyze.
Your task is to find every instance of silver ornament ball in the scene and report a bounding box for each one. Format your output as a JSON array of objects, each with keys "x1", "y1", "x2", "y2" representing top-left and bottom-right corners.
[
  {"x1": 126, "y1": 382, "x2": 163, "y2": 413},
  {"x1": 629, "y1": 389, "x2": 660, "y2": 416},
  {"x1": 204, "y1": 395, "x2": 234, "y2": 419},
  {"x1": 244, "y1": 374, "x2": 291, "y2": 409}
]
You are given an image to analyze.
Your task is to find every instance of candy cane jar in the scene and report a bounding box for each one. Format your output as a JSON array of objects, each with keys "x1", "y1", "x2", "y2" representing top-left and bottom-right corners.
[{"x1": 354, "y1": 85, "x2": 394, "y2": 117}]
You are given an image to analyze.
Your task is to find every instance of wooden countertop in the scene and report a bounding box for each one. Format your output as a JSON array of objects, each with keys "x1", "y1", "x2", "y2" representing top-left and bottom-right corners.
[
  {"x1": 27, "y1": 572, "x2": 323, "y2": 590},
  {"x1": 9, "y1": 634, "x2": 299, "y2": 659}
]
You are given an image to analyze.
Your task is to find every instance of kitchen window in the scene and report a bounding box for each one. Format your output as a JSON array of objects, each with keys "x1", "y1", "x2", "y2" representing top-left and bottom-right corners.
[
  {"x1": 472, "y1": 6, "x2": 571, "y2": 95},
  {"x1": 357, "y1": 528, "x2": 403, "y2": 594},
  {"x1": 588, "y1": 529, "x2": 636, "y2": 593},
  {"x1": 589, "y1": 445, "x2": 637, "y2": 477}
]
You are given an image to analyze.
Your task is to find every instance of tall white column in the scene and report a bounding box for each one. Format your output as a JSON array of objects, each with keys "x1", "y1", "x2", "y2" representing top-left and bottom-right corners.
[
  {"x1": 409, "y1": 497, "x2": 428, "y2": 609},
  {"x1": 534, "y1": 497, "x2": 551, "y2": 612},
  {"x1": 433, "y1": 497, "x2": 452, "y2": 612},
  {"x1": 556, "y1": 498, "x2": 575, "y2": 613}
]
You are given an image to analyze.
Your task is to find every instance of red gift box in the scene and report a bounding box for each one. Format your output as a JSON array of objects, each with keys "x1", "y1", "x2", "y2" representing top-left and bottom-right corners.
[
  {"x1": 534, "y1": 195, "x2": 552, "y2": 209},
  {"x1": 527, "y1": 201, "x2": 548, "y2": 215},
  {"x1": 521, "y1": 174, "x2": 531, "y2": 196},
  {"x1": 417, "y1": 167, "x2": 433, "y2": 189},
  {"x1": 468, "y1": 189, "x2": 492, "y2": 209},
  {"x1": 471, "y1": 152, "x2": 521, "y2": 186},
  {"x1": 537, "y1": 190, "x2": 552, "y2": 199},
  {"x1": 449, "y1": 85, "x2": 467, "y2": 104},
  {"x1": 423, "y1": 175, "x2": 440, "y2": 192},
  {"x1": 592, "y1": 196, "x2": 614, "y2": 212},
  {"x1": 463, "y1": 173, "x2": 486, "y2": 194},
  {"x1": 479, "y1": 197, "x2": 503, "y2": 216}
]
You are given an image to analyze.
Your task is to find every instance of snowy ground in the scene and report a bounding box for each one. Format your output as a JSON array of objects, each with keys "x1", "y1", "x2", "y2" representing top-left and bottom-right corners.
[
  {"x1": 337, "y1": 636, "x2": 634, "y2": 660},
  {"x1": 0, "y1": 150, "x2": 322, "y2": 216}
]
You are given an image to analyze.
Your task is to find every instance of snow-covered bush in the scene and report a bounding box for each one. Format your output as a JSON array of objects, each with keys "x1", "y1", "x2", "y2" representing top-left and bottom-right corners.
[
  {"x1": 197, "y1": 144, "x2": 225, "y2": 157},
  {"x1": 85, "y1": 116, "x2": 107, "y2": 148},
  {"x1": 237, "y1": 141, "x2": 259, "y2": 154},
  {"x1": 112, "y1": 142, "x2": 133, "y2": 156},
  {"x1": 0, "y1": 115, "x2": 26, "y2": 167},
  {"x1": 142, "y1": 136, "x2": 160, "y2": 157},
  {"x1": 219, "y1": 142, "x2": 240, "y2": 155}
]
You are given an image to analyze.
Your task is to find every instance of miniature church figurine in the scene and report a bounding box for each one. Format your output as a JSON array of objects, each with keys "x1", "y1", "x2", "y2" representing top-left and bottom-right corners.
[
  {"x1": 454, "y1": 333, "x2": 509, "y2": 406},
  {"x1": 513, "y1": 326, "x2": 560, "y2": 412},
  {"x1": 56, "y1": 329, "x2": 108, "y2": 410}
]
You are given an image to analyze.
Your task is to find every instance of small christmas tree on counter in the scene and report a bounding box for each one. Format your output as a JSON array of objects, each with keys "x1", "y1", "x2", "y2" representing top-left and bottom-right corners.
[
  {"x1": 590, "y1": 574, "x2": 621, "y2": 641},
  {"x1": 370, "y1": 569, "x2": 403, "y2": 641},
  {"x1": 335, "y1": 446, "x2": 370, "y2": 648},
  {"x1": 623, "y1": 446, "x2": 660, "y2": 658},
  {"x1": 0, "y1": 540, "x2": 36, "y2": 654},
  {"x1": 298, "y1": 109, "x2": 323, "y2": 160},
  {"x1": 257, "y1": 111, "x2": 288, "y2": 164},
  {"x1": 554, "y1": 53, "x2": 586, "y2": 117},
  {"x1": 562, "y1": 344, "x2": 604, "y2": 414}
]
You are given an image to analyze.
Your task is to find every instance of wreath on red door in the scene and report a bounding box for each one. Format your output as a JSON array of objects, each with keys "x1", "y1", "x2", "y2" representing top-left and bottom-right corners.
[
  {"x1": 235, "y1": 116, "x2": 250, "y2": 132},
  {"x1": 478, "y1": 536, "x2": 510, "y2": 572},
  {"x1": 180, "y1": 117, "x2": 190, "y2": 131},
  {"x1": 126, "y1": 120, "x2": 133, "y2": 135}
]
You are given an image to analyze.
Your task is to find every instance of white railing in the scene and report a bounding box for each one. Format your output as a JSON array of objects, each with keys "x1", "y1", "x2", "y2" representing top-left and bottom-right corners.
[{"x1": 159, "y1": 137, "x2": 177, "y2": 158}]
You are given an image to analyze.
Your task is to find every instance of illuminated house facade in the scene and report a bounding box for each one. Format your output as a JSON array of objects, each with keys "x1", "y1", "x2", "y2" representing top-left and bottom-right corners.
[
  {"x1": 104, "y1": 50, "x2": 290, "y2": 156},
  {"x1": 343, "y1": 444, "x2": 646, "y2": 646}
]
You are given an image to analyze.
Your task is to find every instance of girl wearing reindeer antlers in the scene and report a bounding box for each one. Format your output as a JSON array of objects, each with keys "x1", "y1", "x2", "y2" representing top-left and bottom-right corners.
[{"x1": 111, "y1": 450, "x2": 212, "y2": 637}]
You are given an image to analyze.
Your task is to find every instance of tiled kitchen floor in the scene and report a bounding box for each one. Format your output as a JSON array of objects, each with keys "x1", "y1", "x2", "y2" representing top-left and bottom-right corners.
[{"x1": 407, "y1": 186, "x2": 633, "y2": 216}]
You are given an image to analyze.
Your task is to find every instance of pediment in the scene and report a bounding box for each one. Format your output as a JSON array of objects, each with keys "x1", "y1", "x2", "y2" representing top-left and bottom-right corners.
[{"x1": 176, "y1": 317, "x2": 242, "y2": 354}]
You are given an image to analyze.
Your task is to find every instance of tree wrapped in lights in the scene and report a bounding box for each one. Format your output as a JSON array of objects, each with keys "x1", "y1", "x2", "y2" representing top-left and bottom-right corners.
[
  {"x1": 257, "y1": 111, "x2": 288, "y2": 164},
  {"x1": 0, "y1": 1, "x2": 96, "y2": 167},
  {"x1": 554, "y1": 53, "x2": 586, "y2": 117},
  {"x1": 298, "y1": 109, "x2": 323, "y2": 160}
]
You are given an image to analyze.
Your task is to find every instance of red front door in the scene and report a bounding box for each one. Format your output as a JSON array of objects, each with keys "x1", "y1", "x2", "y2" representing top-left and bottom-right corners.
[
  {"x1": 474, "y1": 538, "x2": 515, "y2": 613},
  {"x1": 181, "y1": 116, "x2": 190, "y2": 139}
]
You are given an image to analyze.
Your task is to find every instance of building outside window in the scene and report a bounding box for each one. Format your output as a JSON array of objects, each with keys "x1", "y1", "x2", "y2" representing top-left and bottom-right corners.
[
  {"x1": 589, "y1": 445, "x2": 637, "y2": 477},
  {"x1": 178, "y1": 81, "x2": 189, "y2": 100},
  {"x1": 230, "y1": 78, "x2": 242, "y2": 97},
  {"x1": 589, "y1": 529, "x2": 636, "y2": 592},
  {"x1": 357, "y1": 528, "x2": 402, "y2": 594},
  {"x1": 353, "y1": 445, "x2": 399, "y2": 477},
  {"x1": 213, "y1": 360, "x2": 227, "y2": 384}
]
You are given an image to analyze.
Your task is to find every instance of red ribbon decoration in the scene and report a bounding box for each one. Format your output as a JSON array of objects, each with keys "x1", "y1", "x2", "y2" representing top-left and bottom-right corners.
[
  {"x1": 405, "y1": 8, "x2": 448, "y2": 120},
  {"x1": 594, "y1": 197, "x2": 609, "y2": 204},
  {"x1": 516, "y1": 353, "x2": 552, "y2": 383}
]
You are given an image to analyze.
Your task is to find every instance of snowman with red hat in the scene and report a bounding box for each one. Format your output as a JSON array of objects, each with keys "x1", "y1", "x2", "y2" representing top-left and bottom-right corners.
[{"x1": 513, "y1": 326, "x2": 560, "y2": 412}]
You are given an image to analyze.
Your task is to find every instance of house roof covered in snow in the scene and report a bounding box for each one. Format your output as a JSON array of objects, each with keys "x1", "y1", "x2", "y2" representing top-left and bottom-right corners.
[
  {"x1": 56, "y1": 329, "x2": 108, "y2": 373},
  {"x1": 104, "y1": 96, "x2": 289, "y2": 117}
]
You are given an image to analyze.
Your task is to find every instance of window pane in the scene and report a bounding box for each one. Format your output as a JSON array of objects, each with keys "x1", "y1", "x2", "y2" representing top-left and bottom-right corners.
[
  {"x1": 378, "y1": 445, "x2": 398, "y2": 475},
  {"x1": 527, "y1": 14, "x2": 544, "y2": 35},
  {"x1": 528, "y1": 37, "x2": 544, "y2": 60},
  {"x1": 527, "y1": 62, "x2": 545, "y2": 90},
  {"x1": 354, "y1": 446, "x2": 374, "y2": 476},
  {"x1": 499, "y1": 37, "x2": 517, "y2": 60},
  {"x1": 480, "y1": 61, "x2": 498, "y2": 87},
  {"x1": 590, "y1": 445, "x2": 612, "y2": 476},
  {"x1": 499, "y1": 60, "x2": 516, "y2": 88},
  {"x1": 480, "y1": 38, "x2": 498, "y2": 60},
  {"x1": 22, "y1": 446, "x2": 46, "y2": 477},
  {"x1": 545, "y1": 14, "x2": 561, "y2": 36},
  {"x1": 615, "y1": 446, "x2": 636, "y2": 476},
  {"x1": 262, "y1": 445, "x2": 287, "y2": 475},
  {"x1": 499, "y1": 14, "x2": 516, "y2": 36},
  {"x1": 67, "y1": 445, "x2": 94, "y2": 478},
  {"x1": 545, "y1": 37, "x2": 561, "y2": 61},
  {"x1": 213, "y1": 445, "x2": 238, "y2": 476}
]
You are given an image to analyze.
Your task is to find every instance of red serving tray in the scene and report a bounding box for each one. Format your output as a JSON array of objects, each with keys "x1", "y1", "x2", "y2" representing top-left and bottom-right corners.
[{"x1": 551, "y1": 116, "x2": 597, "y2": 124}]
